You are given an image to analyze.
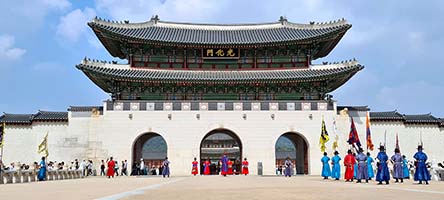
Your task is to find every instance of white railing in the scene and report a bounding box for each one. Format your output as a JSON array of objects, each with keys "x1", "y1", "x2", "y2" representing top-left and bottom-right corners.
[{"x1": 0, "y1": 169, "x2": 83, "y2": 184}]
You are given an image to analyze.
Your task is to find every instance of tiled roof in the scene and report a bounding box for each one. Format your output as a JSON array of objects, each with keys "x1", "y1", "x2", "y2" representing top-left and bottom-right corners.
[
  {"x1": 0, "y1": 113, "x2": 33, "y2": 124},
  {"x1": 89, "y1": 16, "x2": 350, "y2": 45},
  {"x1": 337, "y1": 106, "x2": 369, "y2": 112},
  {"x1": 0, "y1": 111, "x2": 68, "y2": 125},
  {"x1": 68, "y1": 106, "x2": 103, "y2": 112},
  {"x1": 439, "y1": 118, "x2": 444, "y2": 127},
  {"x1": 76, "y1": 59, "x2": 363, "y2": 87},
  {"x1": 370, "y1": 111, "x2": 404, "y2": 121},
  {"x1": 33, "y1": 111, "x2": 68, "y2": 121},
  {"x1": 370, "y1": 111, "x2": 442, "y2": 126},
  {"x1": 403, "y1": 114, "x2": 438, "y2": 124},
  {"x1": 89, "y1": 16, "x2": 351, "y2": 58}
]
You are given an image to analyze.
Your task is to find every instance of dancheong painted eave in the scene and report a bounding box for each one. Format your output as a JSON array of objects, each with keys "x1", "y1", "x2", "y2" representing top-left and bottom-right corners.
[
  {"x1": 76, "y1": 59, "x2": 363, "y2": 93},
  {"x1": 89, "y1": 16, "x2": 351, "y2": 59}
]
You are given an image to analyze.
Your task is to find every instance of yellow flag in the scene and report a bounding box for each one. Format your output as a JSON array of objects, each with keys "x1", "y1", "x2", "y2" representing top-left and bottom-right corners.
[
  {"x1": 319, "y1": 117, "x2": 329, "y2": 152},
  {"x1": 37, "y1": 132, "x2": 49, "y2": 157}
]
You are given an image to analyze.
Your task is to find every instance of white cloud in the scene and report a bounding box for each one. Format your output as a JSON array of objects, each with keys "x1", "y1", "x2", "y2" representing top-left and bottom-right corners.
[
  {"x1": 56, "y1": 8, "x2": 96, "y2": 43},
  {"x1": 0, "y1": 35, "x2": 26, "y2": 60}
]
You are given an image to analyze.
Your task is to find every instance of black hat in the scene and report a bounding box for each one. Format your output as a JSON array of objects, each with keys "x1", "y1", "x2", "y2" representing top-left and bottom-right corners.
[
  {"x1": 347, "y1": 149, "x2": 352, "y2": 154},
  {"x1": 379, "y1": 145, "x2": 385, "y2": 151},
  {"x1": 417, "y1": 145, "x2": 423, "y2": 150},
  {"x1": 334, "y1": 151, "x2": 339, "y2": 155}
]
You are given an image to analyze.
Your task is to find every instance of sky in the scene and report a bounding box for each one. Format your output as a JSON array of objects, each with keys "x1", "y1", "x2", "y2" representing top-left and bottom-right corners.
[{"x1": 0, "y1": 0, "x2": 443, "y2": 117}]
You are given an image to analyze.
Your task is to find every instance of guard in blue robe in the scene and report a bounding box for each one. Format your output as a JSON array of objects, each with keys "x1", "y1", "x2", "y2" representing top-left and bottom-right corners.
[
  {"x1": 413, "y1": 145, "x2": 430, "y2": 184},
  {"x1": 402, "y1": 155, "x2": 410, "y2": 179},
  {"x1": 321, "y1": 152, "x2": 331, "y2": 179},
  {"x1": 353, "y1": 153, "x2": 357, "y2": 179},
  {"x1": 284, "y1": 157, "x2": 293, "y2": 177},
  {"x1": 356, "y1": 148, "x2": 368, "y2": 183},
  {"x1": 37, "y1": 157, "x2": 47, "y2": 181},
  {"x1": 367, "y1": 152, "x2": 375, "y2": 180},
  {"x1": 162, "y1": 157, "x2": 170, "y2": 178},
  {"x1": 331, "y1": 151, "x2": 341, "y2": 180},
  {"x1": 376, "y1": 145, "x2": 390, "y2": 185},
  {"x1": 220, "y1": 154, "x2": 228, "y2": 176},
  {"x1": 391, "y1": 148, "x2": 404, "y2": 183}
]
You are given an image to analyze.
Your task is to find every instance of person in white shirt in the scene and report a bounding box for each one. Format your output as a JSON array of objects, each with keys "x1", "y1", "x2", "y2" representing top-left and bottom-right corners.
[{"x1": 139, "y1": 158, "x2": 145, "y2": 175}]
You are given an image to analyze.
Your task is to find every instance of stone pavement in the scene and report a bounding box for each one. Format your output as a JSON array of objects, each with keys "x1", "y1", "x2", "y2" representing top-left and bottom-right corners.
[{"x1": 1, "y1": 175, "x2": 443, "y2": 200}]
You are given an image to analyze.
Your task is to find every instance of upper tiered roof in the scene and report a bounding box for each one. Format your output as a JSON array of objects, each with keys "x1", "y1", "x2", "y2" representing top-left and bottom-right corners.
[{"x1": 89, "y1": 16, "x2": 351, "y2": 59}]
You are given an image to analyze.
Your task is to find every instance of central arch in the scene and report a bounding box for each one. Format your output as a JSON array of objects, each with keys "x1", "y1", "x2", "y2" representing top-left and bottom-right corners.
[
  {"x1": 132, "y1": 132, "x2": 167, "y2": 174},
  {"x1": 200, "y1": 129, "x2": 242, "y2": 175},
  {"x1": 275, "y1": 132, "x2": 309, "y2": 175}
]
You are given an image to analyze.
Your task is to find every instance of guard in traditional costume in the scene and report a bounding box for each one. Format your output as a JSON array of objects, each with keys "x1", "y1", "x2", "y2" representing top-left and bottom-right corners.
[
  {"x1": 162, "y1": 157, "x2": 170, "y2": 178},
  {"x1": 391, "y1": 148, "x2": 403, "y2": 183},
  {"x1": 242, "y1": 158, "x2": 249, "y2": 175},
  {"x1": 227, "y1": 159, "x2": 233, "y2": 175},
  {"x1": 284, "y1": 157, "x2": 293, "y2": 177},
  {"x1": 413, "y1": 145, "x2": 430, "y2": 184},
  {"x1": 331, "y1": 151, "x2": 341, "y2": 180},
  {"x1": 37, "y1": 157, "x2": 47, "y2": 181},
  {"x1": 107, "y1": 157, "x2": 115, "y2": 178},
  {"x1": 367, "y1": 152, "x2": 375, "y2": 180},
  {"x1": 376, "y1": 145, "x2": 390, "y2": 185},
  {"x1": 220, "y1": 154, "x2": 228, "y2": 176},
  {"x1": 402, "y1": 155, "x2": 410, "y2": 179},
  {"x1": 356, "y1": 148, "x2": 368, "y2": 183},
  {"x1": 203, "y1": 159, "x2": 211, "y2": 175},
  {"x1": 353, "y1": 153, "x2": 358, "y2": 179},
  {"x1": 344, "y1": 150, "x2": 355, "y2": 182},
  {"x1": 191, "y1": 157, "x2": 198, "y2": 176},
  {"x1": 321, "y1": 152, "x2": 331, "y2": 179}
]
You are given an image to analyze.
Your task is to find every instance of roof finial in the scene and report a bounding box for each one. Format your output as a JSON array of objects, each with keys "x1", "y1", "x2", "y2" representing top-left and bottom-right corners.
[
  {"x1": 151, "y1": 15, "x2": 160, "y2": 24},
  {"x1": 279, "y1": 16, "x2": 287, "y2": 25}
]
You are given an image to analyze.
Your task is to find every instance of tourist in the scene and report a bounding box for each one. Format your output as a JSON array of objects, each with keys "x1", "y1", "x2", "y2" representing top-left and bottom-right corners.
[
  {"x1": 367, "y1": 152, "x2": 375, "y2": 180},
  {"x1": 162, "y1": 157, "x2": 170, "y2": 178},
  {"x1": 122, "y1": 160, "x2": 128, "y2": 176},
  {"x1": 413, "y1": 145, "x2": 430, "y2": 184},
  {"x1": 130, "y1": 162, "x2": 138, "y2": 176},
  {"x1": 344, "y1": 150, "x2": 355, "y2": 182},
  {"x1": 107, "y1": 157, "x2": 115, "y2": 178},
  {"x1": 100, "y1": 160, "x2": 106, "y2": 176},
  {"x1": 321, "y1": 152, "x2": 331, "y2": 180},
  {"x1": 284, "y1": 157, "x2": 293, "y2": 177},
  {"x1": 278, "y1": 165, "x2": 283, "y2": 175},
  {"x1": 191, "y1": 157, "x2": 198, "y2": 176},
  {"x1": 331, "y1": 151, "x2": 341, "y2": 180},
  {"x1": 376, "y1": 145, "x2": 390, "y2": 185},
  {"x1": 203, "y1": 159, "x2": 211, "y2": 175},
  {"x1": 38, "y1": 157, "x2": 47, "y2": 181},
  {"x1": 402, "y1": 155, "x2": 410, "y2": 179},
  {"x1": 227, "y1": 159, "x2": 233, "y2": 175},
  {"x1": 158, "y1": 164, "x2": 163, "y2": 176},
  {"x1": 114, "y1": 160, "x2": 119, "y2": 176},
  {"x1": 356, "y1": 148, "x2": 369, "y2": 183},
  {"x1": 391, "y1": 148, "x2": 404, "y2": 183},
  {"x1": 220, "y1": 154, "x2": 229, "y2": 177},
  {"x1": 75, "y1": 159, "x2": 79, "y2": 170},
  {"x1": 242, "y1": 158, "x2": 249, "y2": 176},
  {"x1": 139, "y1": 158, "x2": 145, "y2": 175}
]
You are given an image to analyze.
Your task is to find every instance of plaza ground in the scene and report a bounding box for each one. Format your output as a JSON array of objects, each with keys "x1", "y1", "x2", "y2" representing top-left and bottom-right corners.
[{"x1": 1, "y1": 175, "x2": 443, "y2": 200}]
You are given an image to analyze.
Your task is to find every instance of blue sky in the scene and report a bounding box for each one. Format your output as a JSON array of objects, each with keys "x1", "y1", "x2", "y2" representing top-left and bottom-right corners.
[{"x1": 0, "y1": 0, "x2": 443, "y2": 117}]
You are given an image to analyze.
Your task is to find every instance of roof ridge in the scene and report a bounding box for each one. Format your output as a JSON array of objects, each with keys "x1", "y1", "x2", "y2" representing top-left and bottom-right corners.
[{"x1": 90, "y1": 15, "x2": 350, "y2": 30}]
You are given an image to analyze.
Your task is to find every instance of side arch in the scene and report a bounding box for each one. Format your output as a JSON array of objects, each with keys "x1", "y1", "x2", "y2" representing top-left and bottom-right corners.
[
  {"x1": 132, "y1": 132, "x2": 168, "y2": 171},
  {"x1": 275, "y1": 132, "x2": 310, "y2": 175}
]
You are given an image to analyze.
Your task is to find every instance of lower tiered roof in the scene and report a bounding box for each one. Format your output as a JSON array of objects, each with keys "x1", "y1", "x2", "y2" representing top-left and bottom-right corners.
[{"x1": 76, "y1": 59, "x2": 363, "y2": 95}]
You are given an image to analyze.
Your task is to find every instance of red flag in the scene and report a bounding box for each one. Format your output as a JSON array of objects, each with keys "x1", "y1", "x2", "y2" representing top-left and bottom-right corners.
[
  {"x1": 366, "y1": 112, "x2": 374, "y2": 151},
  {"x1": 347, "y1": 118, "x2": 361, "y2": 149}
]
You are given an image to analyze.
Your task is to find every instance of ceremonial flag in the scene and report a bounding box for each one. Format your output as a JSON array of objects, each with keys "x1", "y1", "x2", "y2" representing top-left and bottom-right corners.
[
  {"x1": 395, "y1": 133, "x2": 400, "y2": 152},
  {"x1": 319, "y1": 116, "x2": 329, "y2": 152},
  {"x1": 366, "y1": 112, "x2": 374, "y2": 151},
  {"x1": 332, "y1": 119, "x2": 339, "y2": 150},
  {"x1": 0, "y1": 122, "x2": 5, "y2": 148},
  {"x1": 347, "y1": 118, "x2": 361, "y2": 149},
  {"x1": 37, "y1": 132, "x2": 49, "y2": 157}
]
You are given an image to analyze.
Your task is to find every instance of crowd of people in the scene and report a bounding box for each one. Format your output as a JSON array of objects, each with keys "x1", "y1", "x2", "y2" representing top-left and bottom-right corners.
[{"x1": 320, "y1": 144, "x2": 435, "y2": 185}]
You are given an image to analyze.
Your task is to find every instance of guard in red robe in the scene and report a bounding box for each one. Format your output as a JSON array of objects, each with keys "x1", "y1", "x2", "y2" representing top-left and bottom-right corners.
[
  {"x1": 227, "y1": 160, "x2": 233, "y2": 175},
  {"x1": 242, "y1": 158, "x2": 249, "y2": 175},
  {"x1": 107, "y1": 157, "x2": 115, "y2": 178},
  {"x1": 203, "y1": 159, "x2": 211, "y2": 175},
  {"x1": 191, "y1": 158, "x2": 198, "y2": 176},
  {"x1": 344, "y1": 150, "x2": 356, "y2": 182}
]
